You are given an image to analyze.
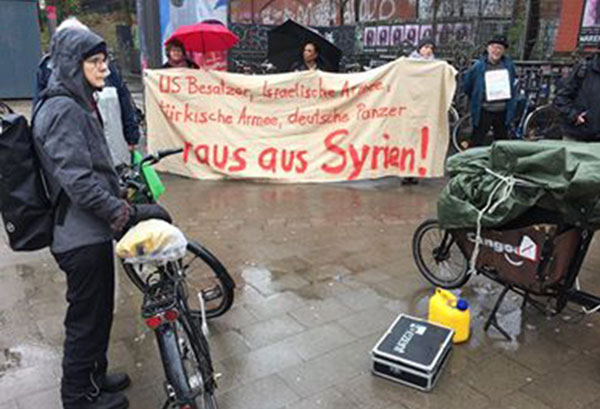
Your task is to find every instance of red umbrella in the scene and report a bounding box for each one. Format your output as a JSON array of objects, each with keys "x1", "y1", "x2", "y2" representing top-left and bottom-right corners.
[{"x1": 165, "y1": 23, "x2": 238, "y2": 54}]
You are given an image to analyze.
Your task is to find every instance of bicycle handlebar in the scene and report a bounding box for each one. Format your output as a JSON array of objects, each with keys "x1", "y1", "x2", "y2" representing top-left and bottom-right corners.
[{"x1": 139, "y1": 148, "x2": 184, "y2": 166}]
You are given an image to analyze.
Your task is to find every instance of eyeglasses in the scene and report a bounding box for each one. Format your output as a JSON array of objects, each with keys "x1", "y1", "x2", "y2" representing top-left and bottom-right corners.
[{"x1": 84, "y1": 56, "x2": 108, "y2": 68}]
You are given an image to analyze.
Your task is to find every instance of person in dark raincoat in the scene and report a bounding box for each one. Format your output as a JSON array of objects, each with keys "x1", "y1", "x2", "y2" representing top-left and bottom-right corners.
[
  {"x1": 32, "y1": 25, "x2": 132, "y2": 409},
  {"x1": 553, "y1": 46, "x2": 600, "y2": 141},
  {"x1": 32, "y1": 19, "x2": 140, "y2": 150}
]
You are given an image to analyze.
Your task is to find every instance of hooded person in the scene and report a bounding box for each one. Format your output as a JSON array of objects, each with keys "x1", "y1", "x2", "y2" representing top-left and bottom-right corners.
[
  {"x1": 32, "y1": 17, "x2": 141, "y2": 165},
  {"x1": 32, "y1": 26, "x2": 131, "y2": 409}
]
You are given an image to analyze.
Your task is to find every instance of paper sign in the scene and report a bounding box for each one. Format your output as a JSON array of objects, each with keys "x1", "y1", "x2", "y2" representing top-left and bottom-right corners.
[{"x1": 485, "y1": 69, "x2": 511, "y2": 101}]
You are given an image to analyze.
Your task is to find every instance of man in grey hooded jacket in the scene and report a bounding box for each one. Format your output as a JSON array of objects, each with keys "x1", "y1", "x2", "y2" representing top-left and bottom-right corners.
[{"x1": 32, "y1": 26, "x2": 131, "y2": 409}]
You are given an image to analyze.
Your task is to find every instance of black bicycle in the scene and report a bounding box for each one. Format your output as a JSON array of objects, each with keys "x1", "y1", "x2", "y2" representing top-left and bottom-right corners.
[
  {"x1": 119, "y1": 149, "x2": 235, "y2": 319},
  {"x1": 118, "y1": 218, "x2": 219, "y2": 409},
  {"x1": 117, "y1": 149, "x2": 236, "y2": 408}
]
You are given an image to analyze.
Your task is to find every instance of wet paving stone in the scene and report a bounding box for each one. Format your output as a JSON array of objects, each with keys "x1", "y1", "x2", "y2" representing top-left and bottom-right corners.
[
  {"x1": 286, "y1": 387, "x2": 362, "y2": 409},
  {"x1": 15, "y1": 387, "x2": 61, "y2": 409},
  {"x1": 288, "y1": 297, "x2": 354, "y2": 328},
  {"x1": 219, "y1": 374, "x2": 300, "y2": 409},
  {"x1": 239, "y1": 315, "x2": 306, "y2": 349},
  {"x1": 0, "y1": 401, "x2": 18, "y2": 409},
  {"x1": 3, "y1": 163, "x2": 600, "y2": 408}
]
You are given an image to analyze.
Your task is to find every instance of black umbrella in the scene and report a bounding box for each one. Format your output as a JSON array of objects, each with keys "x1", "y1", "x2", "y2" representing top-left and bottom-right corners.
[{"x1": 267, "y1": 19, "x2": 342, "y2": 73}]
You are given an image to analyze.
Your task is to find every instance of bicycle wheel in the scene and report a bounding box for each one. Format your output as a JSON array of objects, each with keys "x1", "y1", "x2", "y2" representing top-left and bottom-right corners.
[
  {"x1": 157, "y1": 310, "x2": 217, "y2": 409},
  {"x1": 451, "y1": 114, "x2": 472, "y2": 152},
  {"x1": 447, "y1": 107, "x2": 460, "y2": 152},
  {"x1": 412, "y1": 219, "x2": 470, "y2": 289},
  {"x1": 122, "y1": 241, "x2": 235, "y2": 319},
  {"x1": 448, "y1": 106, "x2": 459, "y2": 130},
  {"x1": 523, "y1": 104, "x2": 562, "y2": 141},
  {"x1": 182, "y1": 240, "x2": 235, "y2": 319}
]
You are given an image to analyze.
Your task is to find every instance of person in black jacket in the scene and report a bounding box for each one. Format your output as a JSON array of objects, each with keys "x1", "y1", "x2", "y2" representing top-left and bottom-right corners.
[
  {"x1": 553, "y1": 51, "x2": 600, "y2": 141},
  {"x1": 32, "y1": 25, "x2": 131, "y2": 409}
]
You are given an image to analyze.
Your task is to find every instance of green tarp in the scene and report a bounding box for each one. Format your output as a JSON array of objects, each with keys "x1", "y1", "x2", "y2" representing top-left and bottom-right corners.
[{"x1": 438, "y1": 141, "x2": 600, "y2": 230}]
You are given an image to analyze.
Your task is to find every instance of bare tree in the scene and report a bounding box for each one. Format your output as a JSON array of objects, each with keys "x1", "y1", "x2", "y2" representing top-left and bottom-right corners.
[{"x1": 331, "y1": 0, "x2": 352, "y2": 24}]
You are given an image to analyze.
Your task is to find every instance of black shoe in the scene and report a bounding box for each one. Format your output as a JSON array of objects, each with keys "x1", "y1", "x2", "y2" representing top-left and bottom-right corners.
[
  {"x1": 401, "y1": 177, "x2": 419, "y2": 185},
  {"x1": 100, "y1": 373, "x2": 131, "y2": 393},
  {"x1": 64, "y1": 391, "x2": 129, "y2": 409}
]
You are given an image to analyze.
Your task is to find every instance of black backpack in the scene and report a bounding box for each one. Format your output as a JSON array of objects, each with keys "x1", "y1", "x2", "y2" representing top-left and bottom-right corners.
[{"x1": 0, "y1": 98, "x2": 63, "y2": 251}]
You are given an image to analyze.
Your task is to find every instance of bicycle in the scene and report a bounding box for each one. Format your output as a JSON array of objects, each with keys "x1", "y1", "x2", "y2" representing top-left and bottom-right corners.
[
  {"x1": 116, "y1": 148, "x2": 236, "y2": 407},
  {"x1": 117, "y1": 217, "x2": 219, "y2": 409},
  {"x1": 412, "y1": 215, "x2": 598, "y2": 340},
  {"x1": 451, "y1": 88, "x2": 561, "y2": 152},
  {"x1": 230, "y1": 59, "x2": 277, "y2": 74},
  {"x1": 118, "y1": 149, "x2": 235, "y2": 320}
]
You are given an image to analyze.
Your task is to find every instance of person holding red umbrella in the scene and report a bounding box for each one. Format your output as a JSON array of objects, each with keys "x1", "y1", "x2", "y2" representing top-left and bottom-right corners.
[
  {"x1": 162, "y1": 22, "x2": 238, "y2": 70},
  {"x1": 162, "y1": 39, "x2": 199, "y2": 69}
]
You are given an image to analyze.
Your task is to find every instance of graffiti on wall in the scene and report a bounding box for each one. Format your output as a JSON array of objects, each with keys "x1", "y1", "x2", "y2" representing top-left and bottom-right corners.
[
  {"x1": 357, "y1": 0, "x2": 417, "y2": 22},
  {"x1": 231, "y1": 0, "x2": 336, "y2": 26},
  {"x1": 230, "y1": 0, "x2": 418, "y2": 25},
  {"x1": 418, "y1": 0, "x2": 514, "y2": 19}
]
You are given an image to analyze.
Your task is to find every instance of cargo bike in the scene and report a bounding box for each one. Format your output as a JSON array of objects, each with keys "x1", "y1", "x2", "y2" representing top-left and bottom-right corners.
[{"x1": 412, "y1": 141, "x2": 600, "y2": 340}]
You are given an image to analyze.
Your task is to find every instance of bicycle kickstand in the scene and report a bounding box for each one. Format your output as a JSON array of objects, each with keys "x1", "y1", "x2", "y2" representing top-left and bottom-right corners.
[{"x1": 484, "y1": 286, "x2": 512, "y2": 341}]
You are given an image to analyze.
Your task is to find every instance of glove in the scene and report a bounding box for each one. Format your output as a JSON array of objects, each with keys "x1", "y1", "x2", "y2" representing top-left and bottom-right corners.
[{"x1": 110, "y1": 200, "x2": 132, "y2": 233}]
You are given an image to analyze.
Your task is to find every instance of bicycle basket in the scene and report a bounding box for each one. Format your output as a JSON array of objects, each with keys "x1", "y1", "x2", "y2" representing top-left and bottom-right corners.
[
  {"x1": 116, "y1": 219, "x2": 187, "y2": 264},
  {"x1": 132, "y1": 150, "x2": 166, "y2": 200}
]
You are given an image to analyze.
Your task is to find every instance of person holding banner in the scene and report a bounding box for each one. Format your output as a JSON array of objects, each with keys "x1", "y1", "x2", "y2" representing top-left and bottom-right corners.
[
  {"x1": 409, "y1": 38, "x2": 436, "y2": 60},
  {"x1": 290, "y1": 42, "x2": 323, "y2": 72},
  {"x1": 162, "y1": 39, "x2": 199, "y2": 69},
  {"x1": 402, "y1": 38, "x2": 437, "y2": 186},
  {"x1": 461, "y1": 35, "x2": 517, "y2": 149}
]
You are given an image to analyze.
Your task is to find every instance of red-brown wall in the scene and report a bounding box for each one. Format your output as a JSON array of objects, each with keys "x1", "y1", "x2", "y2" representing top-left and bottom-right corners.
[{"x1": 554, "y1": 0, "x2": 585, "y2": 52}]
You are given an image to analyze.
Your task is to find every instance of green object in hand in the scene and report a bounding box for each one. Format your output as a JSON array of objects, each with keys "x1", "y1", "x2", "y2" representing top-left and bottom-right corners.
[{"x1": 132, "y1": 150, "x2": 166, "y2": 200}]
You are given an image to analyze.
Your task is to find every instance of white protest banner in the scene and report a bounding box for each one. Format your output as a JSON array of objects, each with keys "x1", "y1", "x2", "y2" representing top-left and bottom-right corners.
[{"x1": 145, "y1": 58, "x2": 457, "y2": 182}]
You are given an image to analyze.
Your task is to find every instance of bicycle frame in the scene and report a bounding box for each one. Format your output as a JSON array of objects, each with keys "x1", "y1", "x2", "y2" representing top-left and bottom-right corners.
[{"x1": 139, "y1": 262, "x2": 216, "y2": 408}]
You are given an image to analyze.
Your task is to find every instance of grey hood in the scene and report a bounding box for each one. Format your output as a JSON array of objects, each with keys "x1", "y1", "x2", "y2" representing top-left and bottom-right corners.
[{"x1": 46, "y1": 27, "x2": 106, "y2": 111}]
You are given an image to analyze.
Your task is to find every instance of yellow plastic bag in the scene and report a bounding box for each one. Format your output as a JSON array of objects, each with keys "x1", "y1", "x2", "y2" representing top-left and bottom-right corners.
[{"x1": 116, "y1": 219, "x2": 187, "y2": 264}]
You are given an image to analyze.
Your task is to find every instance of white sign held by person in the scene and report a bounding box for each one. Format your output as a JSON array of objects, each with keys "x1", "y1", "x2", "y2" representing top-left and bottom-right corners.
[
  {"x1": 144, "y1": 58, "x2": 457, "y2": 182},
  {"x1": 485, "y1": 69, "x2": 511, "y2": 102}
]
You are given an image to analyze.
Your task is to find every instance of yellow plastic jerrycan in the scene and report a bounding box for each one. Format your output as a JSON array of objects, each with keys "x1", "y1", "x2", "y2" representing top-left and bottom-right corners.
[{"x1": 428, "y1": 288, "x2": 470, "y2": 343}]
